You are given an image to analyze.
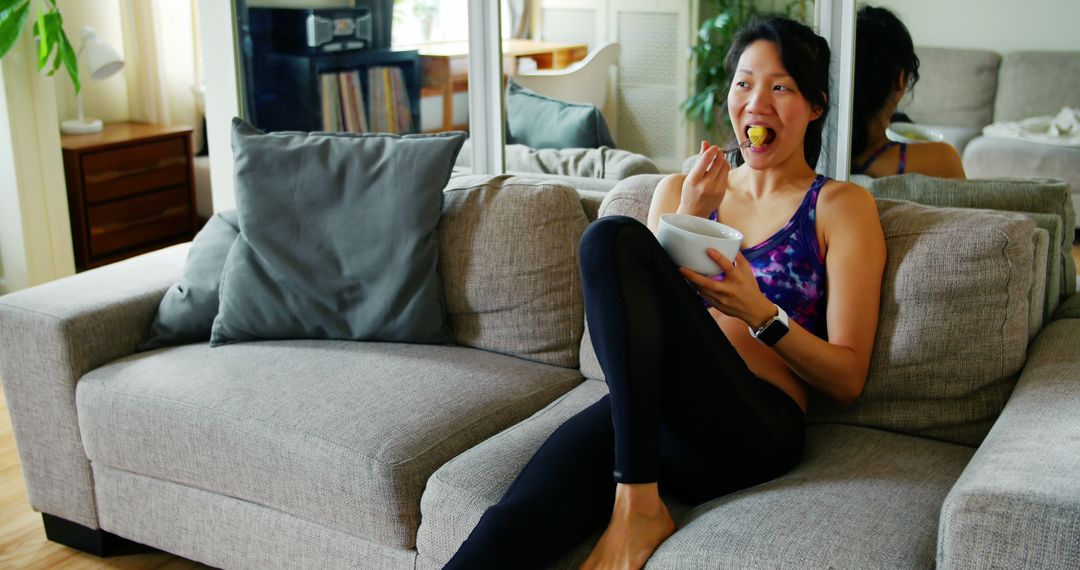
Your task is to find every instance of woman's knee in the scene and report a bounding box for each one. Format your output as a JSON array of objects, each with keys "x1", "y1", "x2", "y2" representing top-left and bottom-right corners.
[{"x1": 579, "y1": 216, "x2": 652, "y2": 268}]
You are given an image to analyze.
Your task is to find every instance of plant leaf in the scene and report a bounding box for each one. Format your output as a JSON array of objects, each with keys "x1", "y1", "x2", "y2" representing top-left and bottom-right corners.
[
  {"x1": 43, "y1": 12, "x2": 62, "y2": 74},
  {"x1": 0, "y1": 0, "x2": 30, "y2": 60},
  {"x1": 33, "y1": 10, "x2": 51, "y2": 70},
  {"x1": 713, "y1": 13, "x2": 731, "y2": 31},
  {"x1": 0, "y1": 0, "x2": 27, "y2": 15},
  {"x1": 58, "y1": 26, "x2": 78, "y2": 93}
]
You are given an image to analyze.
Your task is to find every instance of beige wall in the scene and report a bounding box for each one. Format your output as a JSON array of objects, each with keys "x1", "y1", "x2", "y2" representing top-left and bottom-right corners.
[
  {"x1": 54, "y1": 0, "x2": 131, "y2": 123},
  {"x1": 873, "y1": 0, "x2": 1080, "y2": 52}
]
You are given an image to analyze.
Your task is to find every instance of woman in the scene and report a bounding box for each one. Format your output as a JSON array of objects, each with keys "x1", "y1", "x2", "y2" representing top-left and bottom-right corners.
[
  {"x1": 851, "y1": 5, "x2": 965, "y2": 178},
  {"x1": 445, "y1": 16, "x2": 886, "y2": 570}
]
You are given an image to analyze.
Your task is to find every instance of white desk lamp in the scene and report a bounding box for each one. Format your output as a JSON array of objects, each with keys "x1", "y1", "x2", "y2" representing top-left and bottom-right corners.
[{"x1": 60, "y1": 27, "x2": 125, "y2": 135}]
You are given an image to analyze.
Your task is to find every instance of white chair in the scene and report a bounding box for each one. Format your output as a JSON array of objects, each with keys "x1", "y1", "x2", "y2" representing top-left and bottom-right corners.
[{"x1": 513, "y1": 42, "x2": 621, "y2": 137}]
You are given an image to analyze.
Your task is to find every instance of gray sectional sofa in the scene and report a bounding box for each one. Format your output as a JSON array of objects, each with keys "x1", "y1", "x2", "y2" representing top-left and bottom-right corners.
[
  {"x1": 901, "y1": 47, "x2": 1080, "y2": 227},
  {"x1": 1, "y1": 172, "x2": 1079, "y2": 569}
]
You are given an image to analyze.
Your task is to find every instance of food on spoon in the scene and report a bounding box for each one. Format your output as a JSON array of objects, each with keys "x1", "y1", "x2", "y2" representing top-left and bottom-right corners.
[{"x1": 748, "y1": 126, "x2": 768, "y2": 148}]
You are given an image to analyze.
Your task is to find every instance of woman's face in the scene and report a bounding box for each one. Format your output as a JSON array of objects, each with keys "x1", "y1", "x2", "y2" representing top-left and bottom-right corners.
[{"x1": 727, "y1": 39, "x2": 822, "y2": 169}]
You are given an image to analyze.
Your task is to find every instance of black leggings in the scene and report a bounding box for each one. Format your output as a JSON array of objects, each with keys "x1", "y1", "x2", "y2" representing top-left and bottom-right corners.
[{"x1": 444, "y1": 216, "x2": 806, "y2": 569}]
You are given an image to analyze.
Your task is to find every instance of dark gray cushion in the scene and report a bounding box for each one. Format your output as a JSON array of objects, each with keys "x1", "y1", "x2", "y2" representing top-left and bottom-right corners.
[
  {"x1": 506, "y1": 79, "x2": 616, "y2": 150},
  {"x1": 210, "y1": 119, "x2": 465, "y2": 345},
  {"x1": 138, "y1": 211, "x2": 239, "y2": 350}
]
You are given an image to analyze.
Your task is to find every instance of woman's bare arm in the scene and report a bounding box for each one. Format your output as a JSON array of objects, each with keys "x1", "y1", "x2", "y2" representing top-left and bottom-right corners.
[
  {"x1": 682, "y1": 181, "x2": 886, "y2": 405},
  {"x1": 772, "y1": 182, "x2": 886, "y2": 403}
]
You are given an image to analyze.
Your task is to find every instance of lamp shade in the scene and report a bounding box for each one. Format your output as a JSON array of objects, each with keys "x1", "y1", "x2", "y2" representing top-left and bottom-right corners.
[
  {"x1": 82, "y1": 31, "x2": 124, "y2": 81},
  {"x1": 60, "y1": 27, "x2": 125, "y2": 135}
]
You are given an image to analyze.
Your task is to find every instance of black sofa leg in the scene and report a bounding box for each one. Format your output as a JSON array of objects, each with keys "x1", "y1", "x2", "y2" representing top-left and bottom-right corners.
[{"x1": 41, "y1": 513, "x2": 155, "y2": 557}]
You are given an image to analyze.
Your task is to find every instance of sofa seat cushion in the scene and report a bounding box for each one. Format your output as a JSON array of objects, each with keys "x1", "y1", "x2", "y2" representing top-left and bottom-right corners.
[
  {"x1": 647, "y1": 424, "x2": 974, "y2": 569},
  {"x1": 416, "y1": 379, "x2": 611, "y2": 569},
  {"x1": 417, "y1": 375, "x2": 974, "y2": 569},
  {"x1": 75, "y1": 341, "x2": 582, "y2": 550}
]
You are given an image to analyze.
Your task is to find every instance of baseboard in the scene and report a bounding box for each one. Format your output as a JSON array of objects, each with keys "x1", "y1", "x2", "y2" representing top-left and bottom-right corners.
[{"x1": 41, "y1": 513, "x2": 157, "y2": 557}]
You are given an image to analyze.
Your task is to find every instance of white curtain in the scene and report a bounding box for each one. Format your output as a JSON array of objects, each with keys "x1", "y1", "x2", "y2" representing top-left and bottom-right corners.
[
  {"x1": 508, "y1": 0, "x2": 532, "y2": 39},
  {"x1": 120, "y1": 0, "x2": 204, "y2": 149}
]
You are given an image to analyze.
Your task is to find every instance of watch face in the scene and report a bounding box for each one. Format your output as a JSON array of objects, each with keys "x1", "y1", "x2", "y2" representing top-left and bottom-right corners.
[{"x1": 757, "y1": 319, "x2": 789, "y2": 346}]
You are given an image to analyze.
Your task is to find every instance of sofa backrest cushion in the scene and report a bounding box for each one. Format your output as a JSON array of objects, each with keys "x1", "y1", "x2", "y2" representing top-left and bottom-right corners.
[
  {"x1": 455, "y1": 140, "x2": 659, "y2": 180},
  {"x1": 441, "y1": 175, "x2": 588, "y2": 368},
  {"x1": 900, "y1": 47, "x2": 1001, "y2": 129},
  {"x1": 867, "y1": 174, "x2": 1075, "y2": 317},
  {"x1": 994, "y1": 51, "x2": 1080, "y2": 122},
  {"x1": 809, "y1": 199, "x2": 1034, "y2": 447}
]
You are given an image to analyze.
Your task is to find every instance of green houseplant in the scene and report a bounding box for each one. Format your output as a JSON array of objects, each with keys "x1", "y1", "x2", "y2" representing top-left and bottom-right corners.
[
  {"x1": 683, "y1": 0, "x2": 812, "y2": 137},
  {"x1": 0, "y1": 0, "x2": 80, "y2": 92}
]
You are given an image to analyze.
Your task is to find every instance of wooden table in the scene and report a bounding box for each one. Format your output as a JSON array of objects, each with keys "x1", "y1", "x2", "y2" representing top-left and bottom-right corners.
[
  {"x1": 404, "y1": 39, "x2": 589, "y2": 132},
  {"x1": 61, "y1": 122, "x2": 197, "y2": 271}
]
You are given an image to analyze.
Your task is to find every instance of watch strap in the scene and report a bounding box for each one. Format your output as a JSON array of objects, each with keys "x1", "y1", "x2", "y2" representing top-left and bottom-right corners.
[{"x1": 750, "y1": 304, "x2": 789, "y2": 346}]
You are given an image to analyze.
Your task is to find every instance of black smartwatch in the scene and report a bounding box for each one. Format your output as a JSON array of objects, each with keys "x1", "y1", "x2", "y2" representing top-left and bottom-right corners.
[{"x1": 749, "y1": 304, "x2": 789, "y2": 346}]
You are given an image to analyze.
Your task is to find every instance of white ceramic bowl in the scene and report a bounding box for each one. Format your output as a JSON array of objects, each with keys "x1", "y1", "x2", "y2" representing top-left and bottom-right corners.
[
  {"x1": 657, "y1": 213, "x2": 744, "y2": 275},
  {"x1": 886, "y1": 122, "x2": 946, "y2": 144}
]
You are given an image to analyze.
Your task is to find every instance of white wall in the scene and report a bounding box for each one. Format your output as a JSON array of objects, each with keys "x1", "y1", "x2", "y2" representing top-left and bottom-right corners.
[
  {"x1": 873, "y1": 0, "x2": 1080, "y2": 52},
  {"x1": 198, "y1": 0, "x2": 242, "y2": 213}
]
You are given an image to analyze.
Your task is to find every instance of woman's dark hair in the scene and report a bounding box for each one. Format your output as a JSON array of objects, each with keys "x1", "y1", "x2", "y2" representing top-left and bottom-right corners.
[
  {"x1": 851, "y1": 5, "x2": 919, "y2": 158},
  {"x1": 724, "y1": 15, "x2": 831, "y2": 168}
]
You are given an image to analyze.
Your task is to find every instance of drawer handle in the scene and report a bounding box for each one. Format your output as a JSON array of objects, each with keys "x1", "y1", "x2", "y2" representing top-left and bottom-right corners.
[
  {"x1": 85, "y1": 156, "x2": 187, "y2": 184},
  {"x1": 90, "y1": 205, "x2": 189, "y2": 237}
]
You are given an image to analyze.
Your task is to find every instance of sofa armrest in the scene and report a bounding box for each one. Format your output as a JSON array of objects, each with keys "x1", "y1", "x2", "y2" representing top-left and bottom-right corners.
[
  {"x1": 0, "y1": 244, "x2": 187, "y2": 528},
  {"x1": 937, "y1": 319, "x2": 1080, "y2": 568}
]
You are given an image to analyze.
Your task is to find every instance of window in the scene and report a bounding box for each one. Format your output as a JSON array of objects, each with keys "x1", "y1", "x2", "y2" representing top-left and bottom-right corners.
[{"x1": 392, "y1": 0, "x2": 513, "y2": 46}]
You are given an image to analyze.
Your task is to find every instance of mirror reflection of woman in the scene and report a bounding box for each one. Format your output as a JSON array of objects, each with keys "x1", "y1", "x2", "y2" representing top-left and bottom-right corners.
[
  {"x1": 851, "y1": 5, "x2": 966, "y2": 178},
  {"x1": 445, "y1": 16, "x2": 886, "y2": 570}
]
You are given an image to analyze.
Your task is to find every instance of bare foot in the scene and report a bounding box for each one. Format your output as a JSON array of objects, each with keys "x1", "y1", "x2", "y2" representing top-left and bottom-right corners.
[{"x1": 580, "y1": 483, "x2": 676, "y2": 570}]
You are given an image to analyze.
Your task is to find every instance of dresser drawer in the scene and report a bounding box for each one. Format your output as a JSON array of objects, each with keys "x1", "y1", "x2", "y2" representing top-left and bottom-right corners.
[
  {"x1": 86, "y1": 186, "x2": 192, "y2": 257},
  {"x1": 82, "y1": 137, "x2": 189, "y2": 204}
]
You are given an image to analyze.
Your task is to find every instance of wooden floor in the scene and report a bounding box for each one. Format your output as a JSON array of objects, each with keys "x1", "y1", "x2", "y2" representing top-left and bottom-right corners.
[
  {"x1": 1073, "y1": 242, "x2": 1080, "y2": 279},
  {"x1": 0, "y1": 390, "x2": 209, "y2": 569},
  {"x1": 3, "y1": 242, "x2": 1080, "y2": 568}
]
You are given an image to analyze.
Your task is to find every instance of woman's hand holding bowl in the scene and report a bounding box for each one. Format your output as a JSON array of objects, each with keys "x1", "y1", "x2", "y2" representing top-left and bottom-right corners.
[{"x1": 680, "y1": 249, "x2": 775, "y2": 328}]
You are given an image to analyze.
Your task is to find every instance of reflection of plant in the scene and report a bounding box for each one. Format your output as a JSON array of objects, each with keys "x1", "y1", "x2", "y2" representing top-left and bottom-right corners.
[
  {"x1": 0, "y1": 0, "x2": 80, "y2": 92},
  {"x1": 682, "y1": 0, "x2": 813, "y2": 135},
  {"x1": 410, "y1": 0, "x2": 439, "y2": 20}
]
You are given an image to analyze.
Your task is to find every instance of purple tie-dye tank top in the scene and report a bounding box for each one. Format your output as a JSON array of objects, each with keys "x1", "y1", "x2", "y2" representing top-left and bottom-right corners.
[{"x1": 709, "y1": 175, "x2": 829, "y2": 339}]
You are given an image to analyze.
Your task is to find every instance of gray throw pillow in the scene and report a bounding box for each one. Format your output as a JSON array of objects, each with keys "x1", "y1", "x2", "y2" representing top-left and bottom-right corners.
[
  {"x1": 506, "y1": 78, "x2": 616, "y2": 149},
  {"x1": 139, "y1": 210, "x2": 239, "y2": 350},
  {"x1": 210, "y1": 119, "x2": 466, "y2": 346}
]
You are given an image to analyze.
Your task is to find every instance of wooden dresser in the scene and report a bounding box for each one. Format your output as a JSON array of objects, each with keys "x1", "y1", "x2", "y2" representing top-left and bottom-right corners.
[{"x1": 61, "y1": 122, "x2": 197, "y2": 271}]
